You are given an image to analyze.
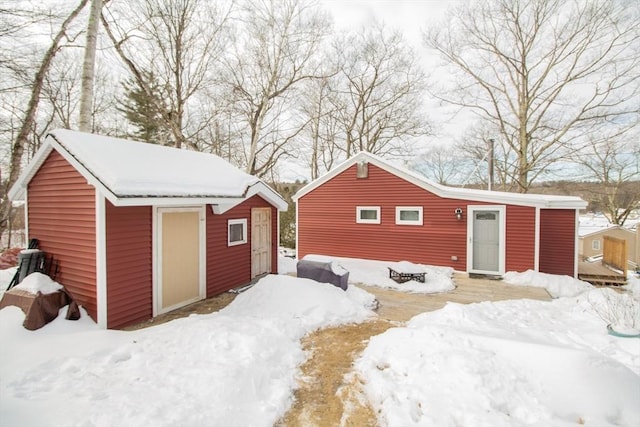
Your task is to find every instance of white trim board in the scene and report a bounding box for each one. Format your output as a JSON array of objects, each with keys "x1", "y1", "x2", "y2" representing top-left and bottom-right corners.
[{"x1": 293, "y1": 151, "x2": 587, "y2": 210}]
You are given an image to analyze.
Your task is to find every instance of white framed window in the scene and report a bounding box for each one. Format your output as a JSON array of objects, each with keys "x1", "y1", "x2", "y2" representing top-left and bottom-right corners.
[
  {"x1": 395, "y1": 206, "x2": 423, "y2": 225},
  {"x1": 592, "y1": 239, "x2": 601, "y2": 251},
  {"x1": 356, "y1": 206, "x2": 381, "y2": 224},
  {"x1": 228, "y1": 219, "x2": 247, "y2": 246}
]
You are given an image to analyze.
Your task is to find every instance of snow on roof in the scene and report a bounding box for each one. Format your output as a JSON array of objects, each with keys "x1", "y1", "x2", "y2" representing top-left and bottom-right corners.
[
  {"x1": 578, "y1": 214, "x2": 638, "y2": 237},
  {"x1": 50, "y1": 129, "x2": 258, "y2": 198},
  {"x1": 294, "y1": 151, "x2": 587, "y2": 209},
  {"x1": 9, "y1": 129, "x2": 287, "y2": 211}
]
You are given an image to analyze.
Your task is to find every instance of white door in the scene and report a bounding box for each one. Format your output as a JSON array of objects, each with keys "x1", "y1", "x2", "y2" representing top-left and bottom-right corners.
[
  {"x1": 468, "y1": 206, "x2": 505, "y2": 275},
  {"x1": 157, "y1": 207, "x2": 205, "y2": 314},
  {"x1": 251, "y1": 208, "x2": 271, "y2": 278}
]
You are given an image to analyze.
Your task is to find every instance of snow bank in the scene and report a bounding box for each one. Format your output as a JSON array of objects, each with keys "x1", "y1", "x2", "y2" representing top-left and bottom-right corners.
[
  {"x1": 220, "y1": 274, "x2": 376, "y2": 332},
  {"x1": 503, "y1": 269, "x2": 593, "y2": 297},
  {"x1": 354, "y1": 288, "x2": 640, "y2": 427},
  {"x1": 303, "y1": 255, "x2": 455, "y2": 294},
  {"x1": 278, "y1": 253, "x2": 297, "y2": 275},
  {"x1": 13, "y1": 272, "x2": 63, "y2": 295},
  {"x1": 623, "y1": 274, "x2": 640, "y2": 296},
  {"x1": 0, "y1": 274, "x2": 377, "y2": 427}
]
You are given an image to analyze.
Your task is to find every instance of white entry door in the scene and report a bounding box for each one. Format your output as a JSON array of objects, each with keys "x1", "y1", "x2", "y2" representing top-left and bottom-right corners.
[
  {"x1": 467, "y1": 206, "x2": 505, "y2": 275},
  {"x1": 156, "y1": 207, "x2": 205, "y2": 314},
  {"x1": 251, "y1": 208, "x2": 271, "y2": 278}
]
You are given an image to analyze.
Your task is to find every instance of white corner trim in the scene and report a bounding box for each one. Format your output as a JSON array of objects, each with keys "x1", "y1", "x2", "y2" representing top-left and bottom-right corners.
[
  {"x1": 23, "y1": 188, "x2": 29, "y2": 242},
  {"x1": 574, "y1": 209, "x2": 580, "y2": 278},
  {"x1": 295, "y1": 200, "x2": 299, "y2": 260},
  {"x1": 152, "y1": 207, "x2": 159, "y2": 317},
  {"x1": 534, "y1": 207, "x2": 540, "y2": 272},
  {"x1": 276, "y1": 208, "x2": 281, "y2": 274},
  {"x1": 95, "y1": 192, "x2": 108, "y2": 329}
]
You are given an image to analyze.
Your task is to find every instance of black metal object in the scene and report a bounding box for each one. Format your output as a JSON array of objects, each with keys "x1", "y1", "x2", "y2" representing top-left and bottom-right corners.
[
  {"x1": 388, "y1": 267, "x2": 426, "y2": 283},
  {"x1": 6, "y1": 239, "x2": 59, "y2": 291}
]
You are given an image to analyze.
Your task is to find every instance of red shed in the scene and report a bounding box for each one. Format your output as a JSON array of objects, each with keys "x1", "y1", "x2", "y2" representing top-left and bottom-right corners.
[
  {"x1": 294, "y1": 152, "x2": 587, "y2": 278},
  {"x1": 9, "y1": 129, "x2": 287, "y2": 329}
]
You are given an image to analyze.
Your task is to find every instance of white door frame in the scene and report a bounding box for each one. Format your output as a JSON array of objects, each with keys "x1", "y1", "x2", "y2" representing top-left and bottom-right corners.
[
  {"x1": 153, "y1": 206, "x2": 206, "y2": 316},
  {"x1": 466, "y1": 205, "x2": 506, "y2": 276},
  {"x1": 251, "y1": 207, "x2": 272, "y2": 278}
]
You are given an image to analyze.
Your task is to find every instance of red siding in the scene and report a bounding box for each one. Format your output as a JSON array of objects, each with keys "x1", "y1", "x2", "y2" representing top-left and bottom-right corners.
[
  {"x1": 505, "y1": 205, "x2": 536, "y2": 272},
  {"x1": 105, "y1": 202, "x2": 152, "y2": 329},
  {"x1": 206, "y1": 196, "x2": 278, "y2": 296},
  {"x1": 27, "y1": 150, "x2": 97, "y2": 320},
  {"x1": 539, "y1": 209, "x2": 577, "y2": 276},
  {"x1": 298, "y1": 164, "x2": 469, "y2": 269},
  {"x1": 298, "y1": 164, "x2": 542, "y2": 273}
]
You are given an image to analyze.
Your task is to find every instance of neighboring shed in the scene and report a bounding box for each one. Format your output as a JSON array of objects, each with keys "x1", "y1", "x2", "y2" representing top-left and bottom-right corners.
[
  {"x1": 579, "y1": 225, "x2": 638, "y2": 265},
  {"x1": 294, "y1": 152, "x2": 587, "y2": 278},
  {"x1": 9, "y1": 129, "x2": 287, "y2": 329}
]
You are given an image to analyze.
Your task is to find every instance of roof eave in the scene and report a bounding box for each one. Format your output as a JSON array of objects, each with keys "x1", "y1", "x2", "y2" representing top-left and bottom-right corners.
[
  {"x1": 7, "y1": 142, "x2": 55, "y2": 201},
  {"x1": 293, "y1": 151, "x2": 588, "y2": 209}
]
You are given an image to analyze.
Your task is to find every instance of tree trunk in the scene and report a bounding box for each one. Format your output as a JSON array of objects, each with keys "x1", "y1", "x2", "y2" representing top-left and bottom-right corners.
[
  {"x1": 0, "y1": 0, "x2": 89, "y2": 243},
  {"x1": 79, "y1": 0, "x2": 102, "y2": 132}
]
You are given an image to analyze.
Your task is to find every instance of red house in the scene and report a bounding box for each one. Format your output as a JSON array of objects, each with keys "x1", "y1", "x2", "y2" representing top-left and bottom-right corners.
[
  {"x1": 9, "y1": 129, "x2": 287, "y2": 329},
  {"x1": 294, "y1": 152, "x2": 587, "y2": 278}
]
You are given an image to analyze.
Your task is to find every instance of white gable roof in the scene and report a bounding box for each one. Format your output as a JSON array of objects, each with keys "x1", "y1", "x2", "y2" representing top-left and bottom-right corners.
[
  {"x1": 294, "y1": 151, "x2": 587, "y2": 209},
  {"x1": 9, "y1": 129, "x2": 287, "y2": 211}
]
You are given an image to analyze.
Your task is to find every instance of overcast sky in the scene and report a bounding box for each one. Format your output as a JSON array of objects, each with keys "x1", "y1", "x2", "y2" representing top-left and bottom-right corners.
[{"x1": 321, "y1": 0, "x2": 460, "y2": 47}]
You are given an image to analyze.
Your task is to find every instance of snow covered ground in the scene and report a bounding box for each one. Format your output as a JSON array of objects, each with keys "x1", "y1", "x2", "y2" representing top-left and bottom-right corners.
[
  {"x1": 301, "y1": 254, "x2": 455, "y2": 294},
  {"x1": 0, "y1": 274, "x2": 376, "y2": 426},
  {"x1": 354, "y1": 285, "x2": 640, "y2": 426},
  {"x1": 1, "y1": 258, "x2": 639, "y2": 426}
]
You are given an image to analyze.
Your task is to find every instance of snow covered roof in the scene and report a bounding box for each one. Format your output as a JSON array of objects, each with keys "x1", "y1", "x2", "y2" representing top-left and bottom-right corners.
[
  {"x1": 578, "y1": 215, "x2": 638, "y2": 238},
  {"x1": 294, "y1": 151, "x2": 588, "y2": 209},
  {"x1": 9, "y1": 129, "x2": 287, "y2": 212}
]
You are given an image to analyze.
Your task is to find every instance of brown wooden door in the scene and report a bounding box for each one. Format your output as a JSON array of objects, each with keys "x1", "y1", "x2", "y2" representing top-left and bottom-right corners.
[{"x1": 251, "y1": 208, "x2": 271, "y2": 278}]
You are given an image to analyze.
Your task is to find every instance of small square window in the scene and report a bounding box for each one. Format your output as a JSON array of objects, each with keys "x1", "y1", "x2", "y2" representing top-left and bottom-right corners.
[
  {"x1": 356, "y1": 206, "x2": 380, "y2": 224},
  {"x1": 396, "y1": 207, "x2": 423, "y2": 225},
  {"x1": 228, "y1": 219, "x2": 247, "y2": 246},
  {"x1": 592, "y1": 239, "x2": 601, "y2": 251}
]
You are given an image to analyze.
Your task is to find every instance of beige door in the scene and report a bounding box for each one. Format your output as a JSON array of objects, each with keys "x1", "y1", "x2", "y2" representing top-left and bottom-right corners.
[
  {"x1": 251, "y1": 208, "x2": 271, "y2": 278},
  {"x1": 159, "y1": 208, "x2": 204, "y2": 312}
]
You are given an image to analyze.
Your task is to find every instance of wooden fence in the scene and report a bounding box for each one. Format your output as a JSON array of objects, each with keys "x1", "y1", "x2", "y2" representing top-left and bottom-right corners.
[{"x1": 603, "y1": 236, "x2": 627, "y2": 277}]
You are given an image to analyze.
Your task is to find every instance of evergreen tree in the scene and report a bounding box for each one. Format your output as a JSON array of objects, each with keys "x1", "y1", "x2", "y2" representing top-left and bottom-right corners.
[{"x1": 117, "y1": 72, "x2": 170, "y2": 144}]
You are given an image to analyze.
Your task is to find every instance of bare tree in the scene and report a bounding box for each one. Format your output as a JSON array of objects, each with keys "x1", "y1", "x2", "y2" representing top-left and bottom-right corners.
[
  {"x1": 0, "y1": 0, "x2": 89, "y2": 242},
  {"x1": 78, "y1": 0, "x2": 103, "y2": 132},
  {"x1": 577, "y1": 137, "x2": 640, "y2": 225},
  {"x1": 409, "y1": 144, "x2": 473, "y2": 186},
  {"x1": 299, "y1": 77, "x2": 341, "y2": 180},
  {"x1": 334, "y1": 23, "x2": 430, "y2": 158},
  {"x1": 102, "y1": 0, "x2": 230, "y2": 149},
  {"x1": 425, "y1": 0, "x2": 640, "y2": 192},
  {"x1": 223, "y1": 0, "x2": 331, "y2": 177}
]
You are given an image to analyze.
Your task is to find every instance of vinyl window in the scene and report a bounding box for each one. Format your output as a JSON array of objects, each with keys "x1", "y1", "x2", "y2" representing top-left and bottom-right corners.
[
  {"x1": 356, "y1": 207, "x2": 381, "y2": 224},
  {"x1": 592, "y1": 239, "x2": 601, "y2": 251},
  {"x1": 395, "y1": 207, "x2": 423, "y2": 225},
  {"x1": 228, "y1": 219, "x2": 247, "y2": 246}
]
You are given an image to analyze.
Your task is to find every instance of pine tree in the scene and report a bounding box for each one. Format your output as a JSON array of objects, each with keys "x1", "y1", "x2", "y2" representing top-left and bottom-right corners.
[{"x1": 117, "y1": 72, "x2": 170, "y2": 144}]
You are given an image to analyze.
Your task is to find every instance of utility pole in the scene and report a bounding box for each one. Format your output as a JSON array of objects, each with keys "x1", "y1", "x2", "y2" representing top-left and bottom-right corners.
[{"x1": 487, "y1": 138, "x2": 494, "y2": 191}]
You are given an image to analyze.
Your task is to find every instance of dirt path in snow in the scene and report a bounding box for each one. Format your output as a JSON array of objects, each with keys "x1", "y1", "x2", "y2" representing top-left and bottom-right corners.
[
  {"x1": 127, "y1": 274, "x2": 550, "y2": 425},
  {"x1": 276, "y1": 319, "x2": 393, "y2": 427}
]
